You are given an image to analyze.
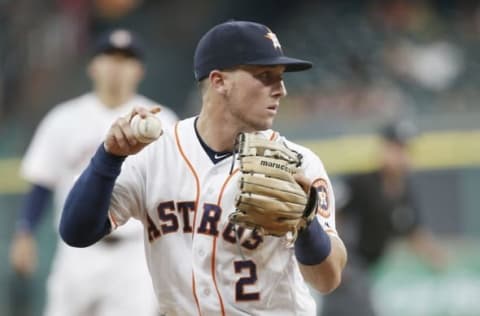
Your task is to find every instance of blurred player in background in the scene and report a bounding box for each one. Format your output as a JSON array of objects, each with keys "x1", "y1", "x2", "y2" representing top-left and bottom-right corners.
[
  {"x1": 9, "y1": 28, "x2": 178, "y2": 316},
  {"x1": 320, "y1": 120, "x2": 448, "y2": 316}
]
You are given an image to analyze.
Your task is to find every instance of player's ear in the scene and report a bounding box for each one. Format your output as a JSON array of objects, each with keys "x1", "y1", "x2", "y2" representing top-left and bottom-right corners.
[
  {"x1": 86, "y1": 57, "x2": 98, "y2": 80},
  {"x1": 135, "y1": 62, "x2": 146, "y2": 81},
  {"x1": 209, "y1": 70, "x2": 229, "y2": 96}
]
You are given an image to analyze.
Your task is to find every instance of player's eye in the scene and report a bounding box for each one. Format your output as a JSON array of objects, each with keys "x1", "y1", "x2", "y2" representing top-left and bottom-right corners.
[{"x1": 254, "y1": 71, "x2": 282, "y2": 85}]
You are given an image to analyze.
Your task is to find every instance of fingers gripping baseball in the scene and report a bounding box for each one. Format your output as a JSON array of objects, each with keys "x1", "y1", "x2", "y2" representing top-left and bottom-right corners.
[
  {"x1": 104, "y1": 106, "x2": 162, "y2": 156},
  {"x1": 130, "y1": 114, "x2": 163, "y2": 143}
]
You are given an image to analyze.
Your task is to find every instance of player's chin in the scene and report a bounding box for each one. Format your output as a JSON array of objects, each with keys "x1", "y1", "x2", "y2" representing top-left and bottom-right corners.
[{"x1": 252, "y1": 117, "x2": 275, "y2": 131}]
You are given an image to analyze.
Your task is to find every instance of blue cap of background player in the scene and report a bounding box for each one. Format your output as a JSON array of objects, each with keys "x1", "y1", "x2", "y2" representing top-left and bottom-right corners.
[
  {"x1": 381, "y1": 120, "x2": 418, "y2": 145},
  {"x1": 193, "y1": 20, "x2": 313, "y2": 81},
  {"x1": 93, "y1": 29, "x2": 145, "y2": 61}
]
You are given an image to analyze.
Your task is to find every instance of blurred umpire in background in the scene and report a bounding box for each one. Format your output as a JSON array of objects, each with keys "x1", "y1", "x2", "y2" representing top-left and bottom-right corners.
[
  {"x1": 9, "y1": 29, "x2": 177, "y2": 316},
  {"x1": 320, "y1": 120, "x2": 448, "y2": 316}
]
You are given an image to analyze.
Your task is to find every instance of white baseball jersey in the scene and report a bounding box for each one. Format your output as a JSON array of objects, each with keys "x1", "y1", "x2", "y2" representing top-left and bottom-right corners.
[
  {"x1": 109, "y1": 117, "x2": 337, "y2": 316},
  {"x1": 20, "y1": 92, "x2": 177, "y2": 316}
]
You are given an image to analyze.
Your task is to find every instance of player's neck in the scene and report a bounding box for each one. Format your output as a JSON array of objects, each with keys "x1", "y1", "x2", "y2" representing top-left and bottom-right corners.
[{"x1": 197, "y1": 103, "x2": 242, "y2": 152}]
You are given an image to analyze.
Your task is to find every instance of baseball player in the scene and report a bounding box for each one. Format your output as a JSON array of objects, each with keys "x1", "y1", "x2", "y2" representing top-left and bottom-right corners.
[
  {"x1": 9, "y1": 29, "x2": 178, "y2": 316},
  {"x1": 59, "y1": 21, "x2": 347, "y2": 315}
]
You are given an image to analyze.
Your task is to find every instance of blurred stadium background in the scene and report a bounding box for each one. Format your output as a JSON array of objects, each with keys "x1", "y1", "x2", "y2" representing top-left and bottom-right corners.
[{"x1": 1, "y1": 0, "x2": 479, "y2": 315}]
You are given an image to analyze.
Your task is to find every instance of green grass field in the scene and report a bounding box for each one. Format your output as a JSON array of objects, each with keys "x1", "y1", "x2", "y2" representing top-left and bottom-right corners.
[{"x1": 372, "y1": 241, "x2": 480, "y2": 316}]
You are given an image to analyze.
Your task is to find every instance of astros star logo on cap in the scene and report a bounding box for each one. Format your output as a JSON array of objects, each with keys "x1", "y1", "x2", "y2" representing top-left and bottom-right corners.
[
  {"x1": 109, "y1": 30, "x2": 132, "y2": 48},
  {"x1": 265, "y1": 29, "x2": 282, "y2": 50}
]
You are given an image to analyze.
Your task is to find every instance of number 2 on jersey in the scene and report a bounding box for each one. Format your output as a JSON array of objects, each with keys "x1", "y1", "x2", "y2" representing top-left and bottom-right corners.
[{"x1": 234, "y1": 260, "x2": 260, "y2": 301}]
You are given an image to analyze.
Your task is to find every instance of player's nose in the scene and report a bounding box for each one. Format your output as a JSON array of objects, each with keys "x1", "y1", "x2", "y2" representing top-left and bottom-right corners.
[{"x1": 272, "y1": 80, "x2": 287, "y2": 98}]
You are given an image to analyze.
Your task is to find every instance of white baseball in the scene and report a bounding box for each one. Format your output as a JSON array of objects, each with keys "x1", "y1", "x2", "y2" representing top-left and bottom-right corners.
[{"x1": 130, "y1": 114, "x2": 163, "y2": 143}]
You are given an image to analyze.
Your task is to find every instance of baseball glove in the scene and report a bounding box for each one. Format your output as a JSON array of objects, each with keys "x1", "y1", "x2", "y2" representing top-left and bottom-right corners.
[{"x1": 229, "y1": 132, "x2": 318, "y2": 238}]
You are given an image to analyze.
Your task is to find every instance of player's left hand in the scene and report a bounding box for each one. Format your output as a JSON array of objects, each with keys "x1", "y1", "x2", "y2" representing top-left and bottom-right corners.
[
  {"x1": 10, "y1": 231, "x2": 38, "y2": 276},
  {"x1": 104, "y1": 106, "x2": 161, "y2": 156},
  {"x1": 228, "y1": 132, "x2": 318, "y2": 238},
  {"x1": 294, "y1": 172, "x2": 312, "y2": 195}
]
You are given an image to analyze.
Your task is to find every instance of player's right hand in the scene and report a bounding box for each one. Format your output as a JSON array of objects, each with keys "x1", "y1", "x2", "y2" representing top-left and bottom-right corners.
[
  {"x1": 10, "y1": 231, "x2": 38, "y2": 276},
  {"x1": 104, "y1": 106, "x2": 161, "y2": 156}
]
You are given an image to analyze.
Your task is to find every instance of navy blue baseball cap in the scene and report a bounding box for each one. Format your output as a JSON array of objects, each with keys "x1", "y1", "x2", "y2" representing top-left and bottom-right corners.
[
  {"x1": 93, "y1": 29, "x2": 145, "y2": 60},
  {"x1": 193, "y1": 21, "x2": 313, "y2": 81}
]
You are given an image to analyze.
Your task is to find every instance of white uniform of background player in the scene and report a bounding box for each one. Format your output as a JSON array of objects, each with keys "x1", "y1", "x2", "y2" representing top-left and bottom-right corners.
[{"x1": 10, "y1": 29, "x2": 178, "y2": 316}]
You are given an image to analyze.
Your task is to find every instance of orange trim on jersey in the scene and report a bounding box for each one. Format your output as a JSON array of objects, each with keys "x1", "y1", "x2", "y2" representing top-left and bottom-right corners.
[
  {"x1": 217, "y1": 168, "x2": 239, "y2": 204},
  {"x1": 174, "y1": 122, "x2": 202, "y2": 316},
  {"x1": 191, "y1": 275, "x2": 201, "y2": 316},
  {"x1": 108, "y1": 212, "x2": 119, "y2": 230},
  {"x1": 210, "y1": 237, "x2": 223, "y2": 314},
  {"x1": 211, "y1": 167, "x2": 240, "y2": 316},
  {"x1": 269, "y1": 131, "x2": 278, "y2": 141}
]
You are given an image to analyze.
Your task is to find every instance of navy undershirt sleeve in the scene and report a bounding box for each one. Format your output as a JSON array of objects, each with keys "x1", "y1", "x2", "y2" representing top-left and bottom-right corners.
[
  {"x1": 16, "y1": 184, "x2": 52, "y2": 232},
  {"x1": 294, "y1": 219, "x2": 332, "y2": 265},
  {"x1": 59, "y1": 144, "x2": 125, "y2": 247}
]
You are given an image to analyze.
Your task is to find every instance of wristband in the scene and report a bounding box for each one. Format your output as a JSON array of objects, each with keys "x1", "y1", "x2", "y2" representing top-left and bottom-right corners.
[{"x1": 294, "y1": 219, "x2": 331, "y2": 265}]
